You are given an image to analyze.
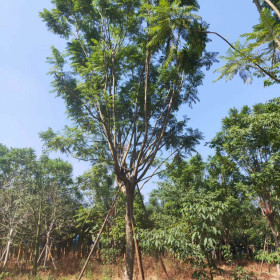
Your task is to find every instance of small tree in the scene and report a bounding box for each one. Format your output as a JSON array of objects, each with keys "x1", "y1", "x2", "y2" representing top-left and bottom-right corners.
[{"x1": 36, "y1": 156, "x2": 78, "y2": 269}]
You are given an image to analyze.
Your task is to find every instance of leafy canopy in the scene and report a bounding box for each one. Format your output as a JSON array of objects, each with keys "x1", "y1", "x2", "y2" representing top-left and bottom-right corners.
[{"x1": 40, "y1": 0, "x2": 216, "y2": 188}]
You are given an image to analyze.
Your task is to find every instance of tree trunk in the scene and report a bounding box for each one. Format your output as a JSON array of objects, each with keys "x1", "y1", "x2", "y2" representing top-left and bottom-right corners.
[
  {"x1": 44, "y1": 233, "x2": 50, "y2": 267},
  {"x1": 2, "y1": 228, "x2": 14, "y2": 267},
  {"x1": 77, "y1": 189, "x2": 120, "y2": 280},
  {"x1": 33, "y1": 200, "x2": 42, "y2": 276},
  {"x1": 132, "y1": 218, "x2": 145, "y2": 280},
  {"x1": 44, "y1": 220, "x2": 54, "y2": 267},
  {"x1": 124, "y1": 186, "x2": 135, "y2": 280},
  {"x1": 267, "y1": 213, "x2": 280, "y2": 275},
  {"x1": 159, "y1": 256, "x2": 171, "y2": 280}
]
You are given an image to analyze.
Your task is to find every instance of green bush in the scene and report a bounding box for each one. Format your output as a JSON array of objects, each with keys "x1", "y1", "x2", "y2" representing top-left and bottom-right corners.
[{"x1": 231, "y1": 266, "x2": 255, "y2": 280}]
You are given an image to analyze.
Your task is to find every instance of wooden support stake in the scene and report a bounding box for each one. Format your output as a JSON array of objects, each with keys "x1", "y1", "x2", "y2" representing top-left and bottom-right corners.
[
  {"x1": 159, "y1": 256, "x2": 172, "y2": 280},
  {"x1": 259, "y1": 222, "x2": 269, "y2": 276},
  {"x1": 132, "y1": 219, "x2": 145, "y2": 280},
  {"x1": 37, "y1": 244, "x2": 46, "y2": 264},
  {"x1": 48, "y1": 241, "x2": 53, "y2": 261},
  {"x1": 77, "y1": 189, "x2": 120, "y2": 280},
  {"x1": 0, "y1": 247, "x2": 7, "y2": 262},
  {"x1": 17, "y1": 242, "x2": 23, "y2": 263},
  {"x1": 49, "y1": 250, "x2": 57, "y2": 270}
]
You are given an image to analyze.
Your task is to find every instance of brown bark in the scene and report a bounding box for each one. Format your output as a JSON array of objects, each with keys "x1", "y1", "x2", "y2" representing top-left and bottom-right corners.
[
  {"x1": 132, "y1": 219, "x2": 145, "y2": 280},
  {"x1": 259, "y1": 223, "x2": 268, "y2": 276},
  {"x1": 159, "y1": 256, "x2": 172, "y2": 280},
  {"x1": 17, "y1": 242, "x2": 22, "y2": 263},
  {"x1": 268, "y1": 219, "x2": 280, "y2": 275},
  {"x1": 253, "y1": 0, "x2": 262, "y2": 13},
  {"x1": 263, "y1": 207, "x2": 280, "y2": 276},
  {"x1": 266, "y1": 213, "x2": 279, "y2": 250},
  {"x1": 124, "y1": 186, "x2": 135, "y2": 280}
]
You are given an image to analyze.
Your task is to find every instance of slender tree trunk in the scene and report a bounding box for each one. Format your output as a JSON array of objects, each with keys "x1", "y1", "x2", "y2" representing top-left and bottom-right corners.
[
  {"x1": 124, "y1": 186, "x2": 135, "y2": 280},
  {"x1": 37, "y1": 244, "x2": 46, "y2": 264},
  {"x1": 33, "y1": 200, "x2": 42, "y2": 276},
  {"x1": 267, "y1": 213, "x2": 280, "y2": 275},
  {"x1": 259, "y1": 223, "x2": 268, "y2": 276},
  {"x1": 78, "y1": 189, "x2": 120, "y2": 280},
  {"x1": 253, "y1": 0, "x2": 262, "y2": 13},
  {"x1": 2, "y1": 228, "x2": 14, "y2": 267},
  {"x1": 0, "y1": 247, "x2": 7, "y2": 262},
  {"x1": 132, "y1": 219, "x2": 145, "y2": 280},
  {"x1": 43, "y1": 220, "x2": 54, "y2": 267},
  {"x1": 44, "y1": 233, "x2": 50, "y2": 267},
  {"x1": 267, "y1": 214, "x2": 279, "y2": 249},
  {"x1": 159, "y1": 256, "x2": 171, "y2": 280},
  {"x1": 3, "y1": 241, "x2": 11, "y2": 268},
  {"x1": 17, "y1": 241, "x2": 22, "y2": 263}
]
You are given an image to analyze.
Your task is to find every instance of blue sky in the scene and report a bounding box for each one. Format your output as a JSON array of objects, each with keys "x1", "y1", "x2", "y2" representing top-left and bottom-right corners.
[{"x1": 0, "y1": 0, "x2": 278, "y2": 197}]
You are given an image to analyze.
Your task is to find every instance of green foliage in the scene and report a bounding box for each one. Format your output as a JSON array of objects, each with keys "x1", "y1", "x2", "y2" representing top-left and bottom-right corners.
[
  {"x1": 231, "y1": 266, "x2": 255, "y2": 280},
  {"x1": 215, "y1": 1, "x2": 280, "y2": 85},
  {"x1": 221, "y1": 245, "x2": 233, "y2": 264},
  {"x1": 101, "y1": 247, "x2": 121, "y2": 264},
  {"x1": 182, "y1": 191, "x2": 226, "y2": 250},
  {"x1": 255, "y1": 249, "x2": 280, "y2": 265},
  {"x1": 40, "y1": 2, "x2": 216, "y2": 276},
  {"x1": 0, "y1": 272, "x2": 11, "y2": 280},
  {"x1": 140, "y1": 188, "x2": 227, "y2": 279},
  {"x1": 211, "y1": 98, "x2": 280, "y2": 226},
  {"x1": 145, "y1": 148, "x2": 266, "y2": 278},
  {"x1": 0, "y1": 143, "x2": 80, "y2": 271},
  {"x1": 39, "y1": 0, "x2": 215, "y2": 189},
  {"x1": 209, "y1": 97, "x2": 280, "y2": 272}
]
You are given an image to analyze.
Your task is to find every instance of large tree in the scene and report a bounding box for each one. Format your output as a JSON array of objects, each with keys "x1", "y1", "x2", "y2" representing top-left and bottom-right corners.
[
  {"x1": 40, "y1": 0, "x2": 215, "y2": 278},
  {"x1": 211, "y1": 97, "x2": 280, "y2": 273}
]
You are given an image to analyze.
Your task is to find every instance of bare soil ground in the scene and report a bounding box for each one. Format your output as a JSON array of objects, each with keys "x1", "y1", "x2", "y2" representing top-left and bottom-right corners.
[{"x1": 1, "y1": 254, "x2": 279, "y2": 279}]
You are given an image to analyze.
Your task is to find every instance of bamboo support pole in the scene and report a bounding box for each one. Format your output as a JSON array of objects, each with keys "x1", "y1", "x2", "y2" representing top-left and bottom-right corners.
[
  {"x1": 37, "y1": 244, "x2": 46, "y2": 264},
  {"x1": 17, "y1": 242, "x2": 23, "y2": 263},
  {"x1": 132, "y1": 219, "x2": 145, "y2": 280},
  {"x1": 48, "y1": 241, "x2": 53, "y2": 261},
  {"x1": 259, "y1": 223, "x2": 269, "y2": 276},
  {"x1": 77, "y1": 189, "x2": 120, "y2": 280},
  {"x1": 49, "y1": 250, "x2": 57, "y2": 270},
  {"x1": 159, "y1": 256, "x2": 172, "y2": 280}
]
